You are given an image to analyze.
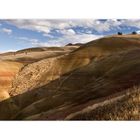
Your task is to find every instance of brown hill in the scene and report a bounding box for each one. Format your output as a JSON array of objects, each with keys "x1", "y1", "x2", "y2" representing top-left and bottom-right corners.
[
  {"x1": 9, "y1": 35, "x2": 140, "y2": 95},
  {"x1": 0, "y1": 45, "x2": 79, "y2": 64},
  {"x1": 16, "y1": 47, "x2": 65, "y2": 53},
  {"x1": 1, "y1": 34, "x2": 140, "y2": 120}
]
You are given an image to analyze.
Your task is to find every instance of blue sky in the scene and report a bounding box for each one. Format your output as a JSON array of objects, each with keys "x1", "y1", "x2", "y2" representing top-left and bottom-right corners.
[{"x1": 0, "y1": 19, "x2": 140, "y2": 52}]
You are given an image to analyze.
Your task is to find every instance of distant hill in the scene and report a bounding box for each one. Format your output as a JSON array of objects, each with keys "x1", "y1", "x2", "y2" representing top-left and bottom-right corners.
[
  {"x1": 16, "y1": 47, "x2": 65, "y2": 53},
  {"x1": 65, "y1": 43, "x2": 83, "y2": 46},
  {"x1": 0, "y1": 45, "x2": 80, "y2": 64}
]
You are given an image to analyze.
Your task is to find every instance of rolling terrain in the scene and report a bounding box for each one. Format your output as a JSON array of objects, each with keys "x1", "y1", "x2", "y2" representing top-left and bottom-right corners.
[
  {"x1": 0, "y1": 35, "x2": 140, "y2": 120},
  {"x1": 0, "y1": 45, "x2": 79, "y2": 64}
]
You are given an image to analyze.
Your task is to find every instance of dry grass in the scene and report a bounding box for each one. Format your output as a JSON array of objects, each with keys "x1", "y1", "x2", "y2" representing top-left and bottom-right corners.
[{"x1": 70, "y1": 86, "x2": 140, "y2": 120}]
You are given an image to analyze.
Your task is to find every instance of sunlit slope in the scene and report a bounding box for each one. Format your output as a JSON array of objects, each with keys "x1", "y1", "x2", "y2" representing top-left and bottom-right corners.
[
  {"x1": 0, "y1": 61, "x2": 23, "y2": 101},
  {"x1": 0, "y1": 46, "x2": 79, "y2": 64}
]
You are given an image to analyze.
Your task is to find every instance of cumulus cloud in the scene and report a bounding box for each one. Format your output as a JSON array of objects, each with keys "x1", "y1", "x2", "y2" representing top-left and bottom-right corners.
[
  {"x1": 1, "y1": 28, "x2": 12, "y2": 35},
  {"x1": 6, "y1": 19, "x2": 122, "y2": 34},
  {"x1": 6, "y1": 19, "x2": 140, "y2": 34}
]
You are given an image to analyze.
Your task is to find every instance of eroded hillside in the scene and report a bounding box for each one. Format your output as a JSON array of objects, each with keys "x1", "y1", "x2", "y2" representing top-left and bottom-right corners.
[
  {"x1": 0, "y1": 35, "x2": 140, "y2": 120},
  {"x1": 0, "y1": 61, "x2": 23, "y2": 101}
]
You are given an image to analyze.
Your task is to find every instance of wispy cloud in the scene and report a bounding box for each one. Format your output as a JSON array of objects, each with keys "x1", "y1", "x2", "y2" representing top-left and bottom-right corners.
[
  {"x1": 16, "y1": 36, "x2": 39, "y2": 46},
  {"x1": 1, "y1": 28, "x2": 12, "y2": 35}
]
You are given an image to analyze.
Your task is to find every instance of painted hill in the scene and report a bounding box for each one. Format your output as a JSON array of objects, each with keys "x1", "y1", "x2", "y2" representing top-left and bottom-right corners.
[
  {"x1": 0, "y1": 45, "x2": 79, "y2": 64},
  {"x1": 1, "y1": 34, "x2": 140, "y2": 120}
]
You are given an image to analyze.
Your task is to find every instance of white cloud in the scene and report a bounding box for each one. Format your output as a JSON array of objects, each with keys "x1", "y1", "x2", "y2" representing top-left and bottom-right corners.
[
  {"x1": 57, "y1": 29, "x2": 76, "y2": 35},
  {"x1": 1, "y1": 28, "x2": 12, "y2": 35},
  {"x1": 6, "y1": 19, "x2": 140, "y2": 34},
  {"x1": 6, "y1": 19, "x2": 121, "y2": 34},
  {"x1": 86, "y1": 30, "x2": 92, "y2": 34},
  {"x1": 64, "y1": 29, "x2": 76, "y2": 35},
  {"x1": 43, "y1": 33, "x2": 54, "y2": 38},
  {"x1": 6, "y1": 19, "x2": 53, "y2": 33},
  {"x1": 5, "y1": 49, "x2": 17, "y2": 52},
  {"x1": 0, "y1": 49, "x2": 17, "y2": 53},
  {"x1": 136, "y1": 30, "x2": 140, "y2": 34},
  {"x1": 120, "y1": 19, "x2": 140, "y2": 28},
  {"x1": 16, "y1": 36, "x2": 39, "y2": 46}
]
